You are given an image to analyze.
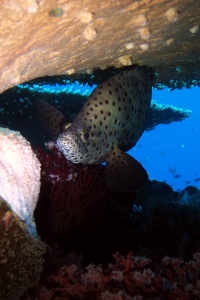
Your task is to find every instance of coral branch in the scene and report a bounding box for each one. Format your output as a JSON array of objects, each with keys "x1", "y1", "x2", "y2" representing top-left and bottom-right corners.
[{"x1": 23, "y1": 252, "x2": 200, "y2": 299}]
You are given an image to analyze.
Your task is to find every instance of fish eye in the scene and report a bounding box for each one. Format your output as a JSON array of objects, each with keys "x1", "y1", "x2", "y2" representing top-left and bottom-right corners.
[{"x1": 83, "y1": 132, "x2": 90, "y2": 140}]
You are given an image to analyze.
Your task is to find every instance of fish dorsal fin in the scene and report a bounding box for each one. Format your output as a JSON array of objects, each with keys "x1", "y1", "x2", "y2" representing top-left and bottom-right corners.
[
  {"x1": 105, "y1": 146, "x2": 148, "y2": 192},
  {"x1": 35, "y1": 98, "x2": 68, "y2": 140}
]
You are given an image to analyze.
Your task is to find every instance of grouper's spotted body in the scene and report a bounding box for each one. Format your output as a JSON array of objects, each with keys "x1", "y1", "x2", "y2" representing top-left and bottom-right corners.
[{"x1": 36, "y1": 69, "x2": 152, "y2": 192}]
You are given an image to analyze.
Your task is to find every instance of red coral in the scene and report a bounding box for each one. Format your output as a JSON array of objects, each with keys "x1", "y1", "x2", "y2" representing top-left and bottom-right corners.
[
  {"x1": 22, "y1": 252, "x2": 200, "y2": 300},
  {"x1": 49, "y1": 163, "x2": 109, "y2": 235},
  {"x1": 34, "y1": 144, "x2": 111, "y2": 243},
  {"x1": 34, "y1": 144, "x2": 80, "y2": 186}
]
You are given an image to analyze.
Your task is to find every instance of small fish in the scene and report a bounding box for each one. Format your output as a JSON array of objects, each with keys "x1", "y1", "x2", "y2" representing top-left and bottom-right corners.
[
  {"x1": 36, "y1": 69, "x2": 152, "y2": 192},
  {"x1": 185, "y1": 181, "x2": 191, "y2": 185},
  {"x1": 169, "y1": 164, "x2": 176, "y2": 175},
  {"x1": 174, "y1": 174, "x2": 181, "y2": 179},
  {"x1": 194, "y1": 178, "x2": 200, "y2": 182}
]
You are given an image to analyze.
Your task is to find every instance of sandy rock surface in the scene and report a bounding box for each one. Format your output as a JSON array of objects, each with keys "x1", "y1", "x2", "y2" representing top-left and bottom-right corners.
[{"x1": 0, "y1": 0, "x2": 199, "y2": 92}]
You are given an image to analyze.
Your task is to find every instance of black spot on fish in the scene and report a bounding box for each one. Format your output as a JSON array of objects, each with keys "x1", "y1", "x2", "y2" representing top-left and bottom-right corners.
[
  {"x1": 94, "y1": 115, "x2": 98, "y2": 119},
  {"x1": 105, "y1": 100, "x2": 109, "y2": 104},
  {"x1": 118, "y1": 107, "x2": 121, "y2": 111},
  {"x1": 113, "y1": 101, "x2": 115, "y2": 106},
  {"x1": 108, "y1": 112, "x2": 111, "y2": 116}
]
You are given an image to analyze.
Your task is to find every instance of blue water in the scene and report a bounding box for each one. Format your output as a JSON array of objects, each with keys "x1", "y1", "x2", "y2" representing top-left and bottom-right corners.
[
  {"x1": 47, "y1": 83, "x2": 200, "y2": 192},
  {"x1": 128, "y1": 87, "x2": 200, "y2": 191}
]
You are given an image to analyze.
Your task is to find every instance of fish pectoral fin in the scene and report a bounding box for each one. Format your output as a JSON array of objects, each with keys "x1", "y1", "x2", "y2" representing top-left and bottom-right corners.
[
  {"x1": 35, "y1": 98, "x2": 69, "y2": 140},
  {"x1": 105, "y1": 147, "x2": 148, "y2": 192}
]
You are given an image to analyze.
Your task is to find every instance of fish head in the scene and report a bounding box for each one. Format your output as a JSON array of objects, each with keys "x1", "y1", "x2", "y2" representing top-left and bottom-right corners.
[{"x1": 57, "y1": 123, "x2": 106, "y2": 164}]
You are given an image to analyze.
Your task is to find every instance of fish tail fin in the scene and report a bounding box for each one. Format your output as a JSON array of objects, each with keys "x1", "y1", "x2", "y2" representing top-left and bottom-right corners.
[
  {"x1": 35, "y1": 98, "x2": 67, "y2": 140},
  {"x1": 105, "y1": 146, "x2": 148, "y2": 192}
]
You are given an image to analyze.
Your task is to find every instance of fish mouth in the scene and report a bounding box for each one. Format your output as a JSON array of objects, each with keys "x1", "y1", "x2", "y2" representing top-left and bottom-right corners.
[
  {"x1": 56, "y1": 133, "x2": 79, "y2": 158},
  {"x1": 65, "y1": 136, "x2": 78, "y2": 152}
]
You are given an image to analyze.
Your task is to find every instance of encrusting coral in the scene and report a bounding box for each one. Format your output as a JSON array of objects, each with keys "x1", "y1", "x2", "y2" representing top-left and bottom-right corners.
[
  {"x1": 0, "y1": 127, "x2": 40, "y2": 237},
  {"x1": 0, "y1": 198, "x2": 46, "y2": 300},
  {"x1": 0, "y1": 127, "x2": 46, "y2": 300}
]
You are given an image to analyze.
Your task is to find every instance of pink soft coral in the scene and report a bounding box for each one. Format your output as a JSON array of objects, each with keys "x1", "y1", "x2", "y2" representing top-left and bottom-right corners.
[{"x1": 22, "y1": 252, "x2": 200, "y2": 299}]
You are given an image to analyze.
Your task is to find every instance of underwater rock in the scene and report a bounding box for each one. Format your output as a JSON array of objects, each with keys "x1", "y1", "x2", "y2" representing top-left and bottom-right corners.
[
  {"x1": 134, "y1": 179, "x2": 180, "y2": 209},
  {"x1": 0, "y1": 197, "x2": 46, "y2": 300},
  {"x1": 0, "y1": 0, "x2": 200, "y2": 92}
]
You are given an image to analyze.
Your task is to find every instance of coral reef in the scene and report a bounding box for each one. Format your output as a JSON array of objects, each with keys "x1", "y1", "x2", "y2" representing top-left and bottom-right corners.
[
  {"x1": 0, "y1": 127, "x2": 40, "y2": 236},
  {"x1": 0, "y1": 197, "x2": 46, "y2": 300},
  {"x1": 23, "y1": 251, "x2": 200, "y2": 299},
  {"x1": 0, "y1": 1, "x2": 200, "y2": 92},
  {"x1": 34, "y1": 145, "x2": 200, "y2": 262},
  {"x1": 12, "y1": 144, "x2": 199, "y2": 299},
  {"x1": 33, "y1": 145, "x2": 111, "y2": 244}
]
